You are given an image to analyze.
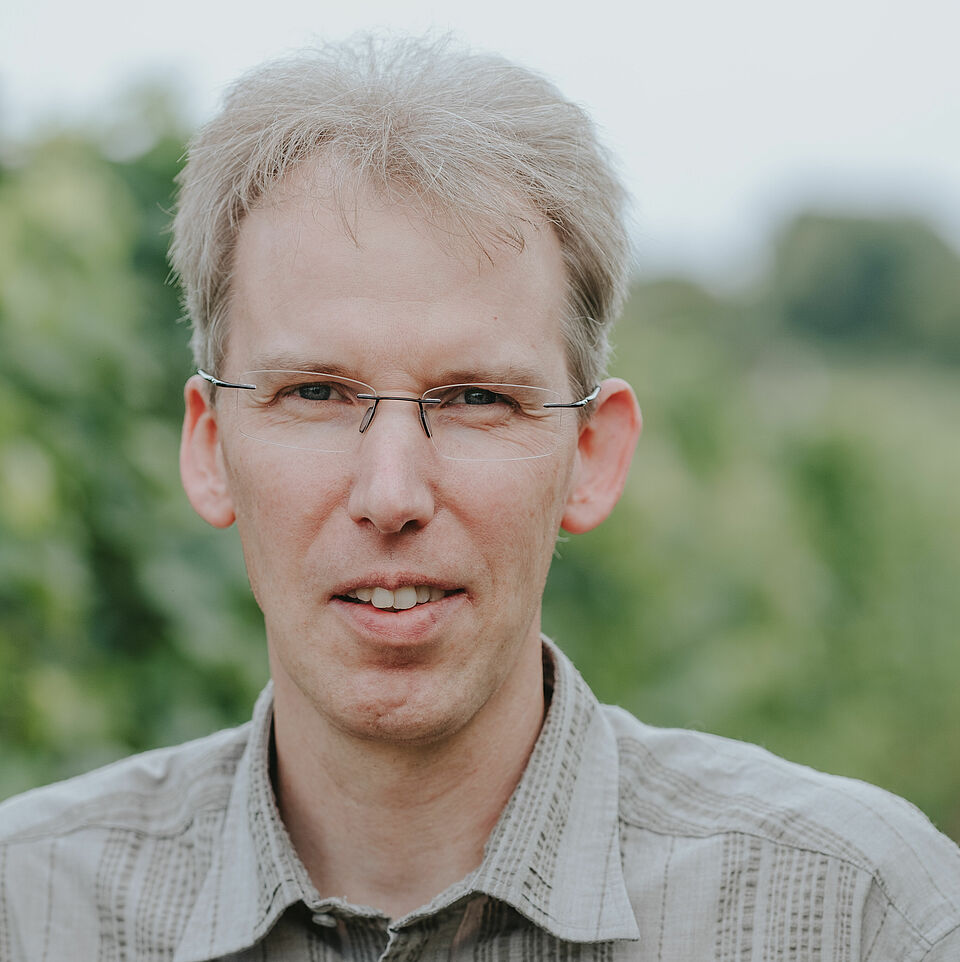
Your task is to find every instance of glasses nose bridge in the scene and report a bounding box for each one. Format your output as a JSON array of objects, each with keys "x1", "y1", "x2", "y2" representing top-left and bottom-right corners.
[{"x1": 358, "y1": 393, "x2": 434, "y2": 440}]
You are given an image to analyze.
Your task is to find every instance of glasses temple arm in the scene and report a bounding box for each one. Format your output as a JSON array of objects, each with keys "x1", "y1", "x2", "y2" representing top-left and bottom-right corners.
[
  {"x1": 197, "y1": 369, "x2": 257, "y2": 391},
  {"x1": 542, "y1": 384, "x2": 601, "y2": 409}
]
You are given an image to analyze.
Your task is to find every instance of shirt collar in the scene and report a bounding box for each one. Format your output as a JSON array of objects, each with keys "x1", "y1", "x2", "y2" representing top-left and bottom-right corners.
[
  {"x1": 174, "y1": 682, "x2": 317, "y2": 962},
  {"x1": 463, "y1": 638, "x2": 640, "y2": 942},
  {"x1": 174, "y1": 639, "x2": 639, "y2": 961}
]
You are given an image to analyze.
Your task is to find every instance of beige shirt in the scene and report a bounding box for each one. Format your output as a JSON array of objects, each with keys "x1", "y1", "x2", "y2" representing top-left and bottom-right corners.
[{"x1": 2, "y1": 639, "x2": 959, "y2": 961}]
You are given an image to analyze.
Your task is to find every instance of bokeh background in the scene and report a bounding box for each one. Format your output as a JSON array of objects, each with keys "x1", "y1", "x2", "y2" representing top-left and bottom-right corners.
[{"x1": 2, "y1": 1, "x2": 958, "y2": 841}]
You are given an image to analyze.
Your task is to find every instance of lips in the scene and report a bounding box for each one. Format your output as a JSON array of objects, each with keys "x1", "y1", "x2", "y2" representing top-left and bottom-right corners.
[{"x1": 334, "y1": 577, "x2": 463, "y2": 614}]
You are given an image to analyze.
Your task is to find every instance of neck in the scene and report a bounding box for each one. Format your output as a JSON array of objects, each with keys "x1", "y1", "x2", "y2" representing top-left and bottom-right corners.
[{"x1": 270, "y1": 640, "x2": 546, "y2": 919}]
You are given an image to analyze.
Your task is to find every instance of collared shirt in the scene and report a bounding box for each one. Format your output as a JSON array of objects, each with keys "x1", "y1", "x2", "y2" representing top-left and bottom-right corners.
[{"x1": 2, "y1": 639, "x2": 959, "y2": 961}]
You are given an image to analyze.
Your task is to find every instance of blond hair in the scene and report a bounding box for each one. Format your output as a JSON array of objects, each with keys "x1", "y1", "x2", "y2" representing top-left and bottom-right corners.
[{"x1": 170, "y1": 35, "x2": 630, "y2": 396}]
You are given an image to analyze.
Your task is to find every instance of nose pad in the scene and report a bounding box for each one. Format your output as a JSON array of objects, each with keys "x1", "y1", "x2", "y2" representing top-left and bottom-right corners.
[
  {"x1": 357, "y1": 396, "x2": 434, "y2": 443},
  {"x1": 418, "y1": 403, "x2": 433, "y2": 439},
  {"x1": 359, "y1": 402, "x2": 378, "y2": 434}
]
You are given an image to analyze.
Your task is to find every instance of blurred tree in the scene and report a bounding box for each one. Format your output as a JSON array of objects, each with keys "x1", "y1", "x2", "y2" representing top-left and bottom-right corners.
[
  {"x1": 0, "y1": 112, "x2": 268, "y2": 799},
  {"x1": 768, "y1": 213, "x2": 960, "y2": 358}
]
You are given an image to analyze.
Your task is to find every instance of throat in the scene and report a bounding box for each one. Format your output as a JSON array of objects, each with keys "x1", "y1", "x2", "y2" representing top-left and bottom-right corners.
[{"x1": 274, "y1": 735, "x2": 511, "y2": 919}]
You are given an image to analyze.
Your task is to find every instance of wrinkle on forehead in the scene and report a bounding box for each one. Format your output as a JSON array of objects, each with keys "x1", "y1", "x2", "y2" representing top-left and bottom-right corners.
[
  {"x1": 233, "y1": 167, "x2": 568, "y2": 325},
  {"x1": 251, "y1": 154, "x2": 555, "y2": 271}
]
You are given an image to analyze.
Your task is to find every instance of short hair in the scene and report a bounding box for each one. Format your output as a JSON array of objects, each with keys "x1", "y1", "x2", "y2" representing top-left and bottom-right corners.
[{"x1": 170, "y1": 34, "x2": 631, "y2": 397}]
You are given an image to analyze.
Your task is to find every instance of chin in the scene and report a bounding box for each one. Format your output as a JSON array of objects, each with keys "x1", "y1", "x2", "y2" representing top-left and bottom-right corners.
[
  {"x1": 332, "y1": 698, "x2": 470, "y2": 747},
  {"x1": 313, "y1": 668, "x2": 483, "y2": 747}
]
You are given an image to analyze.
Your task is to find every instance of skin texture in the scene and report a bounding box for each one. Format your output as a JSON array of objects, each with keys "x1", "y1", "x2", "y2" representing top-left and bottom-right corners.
[{"x1": 180, "y1": 168, "x2": 642, "y2": 915}]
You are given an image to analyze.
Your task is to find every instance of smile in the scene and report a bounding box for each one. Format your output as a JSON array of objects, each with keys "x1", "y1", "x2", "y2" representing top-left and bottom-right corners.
[{"x1": 340, "y1": 585, "x2": 458, "y2": 612}]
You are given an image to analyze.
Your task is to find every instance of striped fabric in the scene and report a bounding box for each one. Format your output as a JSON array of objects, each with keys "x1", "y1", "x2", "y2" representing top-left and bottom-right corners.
[{"x1": 2, "y1": 639, "x2": 959, "y2": 960}]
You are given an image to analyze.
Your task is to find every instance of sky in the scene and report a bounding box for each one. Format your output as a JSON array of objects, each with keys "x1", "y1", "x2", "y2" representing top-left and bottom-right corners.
[{"x1": 2, "y1": 0, "x2": 958, "y2": 283}]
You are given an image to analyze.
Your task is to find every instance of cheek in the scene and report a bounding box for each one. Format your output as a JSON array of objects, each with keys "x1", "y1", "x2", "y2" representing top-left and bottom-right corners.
[
  {"x1": 463, "y1": 459, "x2": 573, "y2": 574},
  {"x1": 226, "y1": 447, "x2": 342, "y2": 589},
  {"x1": 229, "y1": 443, "x2": 342, "y2": 516}
]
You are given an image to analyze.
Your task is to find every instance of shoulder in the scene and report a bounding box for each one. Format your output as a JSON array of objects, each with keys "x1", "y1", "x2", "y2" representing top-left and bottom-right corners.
[
  {"x1": 0, "y1": 722, "x2": 250, "y2": 845},
  {"x1": 603, "y1": 705, "x2": 960, "y2": 957},
  {"x1": 0, "y1": 724, "x2": 252, "y2": 960}
]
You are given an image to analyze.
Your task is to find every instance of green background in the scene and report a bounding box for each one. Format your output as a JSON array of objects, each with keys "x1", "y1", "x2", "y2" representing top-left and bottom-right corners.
[{"x1": 2, "y1": 102, "x2": 958, "y2": 841}]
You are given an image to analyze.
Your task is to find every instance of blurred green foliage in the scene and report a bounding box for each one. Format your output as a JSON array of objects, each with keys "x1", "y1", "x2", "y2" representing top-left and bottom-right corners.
[
  {"x1": 768, "y1": 213, "x2": 960, "y2": 357},
  {"x1": 1, "y1": 108, "x2": 958, "y2": 843}
]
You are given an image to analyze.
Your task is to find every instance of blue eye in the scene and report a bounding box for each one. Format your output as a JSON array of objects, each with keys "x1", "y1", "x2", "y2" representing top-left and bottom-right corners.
[
  {"x1": 462, "y1": 387, "x2": 501, "y2": 405},
  {"x1": 297, "y1": 383, "x2": 333, "y2": 401}
]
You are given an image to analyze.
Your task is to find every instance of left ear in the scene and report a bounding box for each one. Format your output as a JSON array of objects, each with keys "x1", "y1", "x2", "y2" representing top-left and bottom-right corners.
[{"x1": 561, "y1": 377, "x2": 642, "y2": 534}]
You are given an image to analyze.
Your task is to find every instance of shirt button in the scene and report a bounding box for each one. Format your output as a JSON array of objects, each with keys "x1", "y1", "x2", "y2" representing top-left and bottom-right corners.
[{"x1": 311, "y1": 912, "x2": 337, "y2": 928}]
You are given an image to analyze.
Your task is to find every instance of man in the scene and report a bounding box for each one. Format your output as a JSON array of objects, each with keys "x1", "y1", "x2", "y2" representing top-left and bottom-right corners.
[{"x1": 1, "y1": 35, "x2": 959, "y2": 962}]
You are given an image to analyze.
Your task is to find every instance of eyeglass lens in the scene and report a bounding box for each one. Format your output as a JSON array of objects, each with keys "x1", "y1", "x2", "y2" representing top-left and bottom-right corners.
[{"x1": 231, "y1": 370, "x2": 566, "y2": 462}]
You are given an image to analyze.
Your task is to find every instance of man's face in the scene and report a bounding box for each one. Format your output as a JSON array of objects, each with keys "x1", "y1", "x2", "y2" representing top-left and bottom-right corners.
[{"x1": 206, "y1": 173, "x2": 583, "y2": 746}]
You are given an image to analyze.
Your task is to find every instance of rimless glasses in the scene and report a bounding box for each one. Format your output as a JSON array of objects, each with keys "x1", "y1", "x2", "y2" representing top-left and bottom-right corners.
[{"x1": 198, "y1": 369, "x2": 600, "y2": 463}]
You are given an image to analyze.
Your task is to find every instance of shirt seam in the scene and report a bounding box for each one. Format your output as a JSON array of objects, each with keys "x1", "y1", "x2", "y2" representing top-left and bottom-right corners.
[
  {"x1": 923, "y1": 922, "x2": 960, "y2": 959},
  {"x1": 0, "y1": 811, "x2": 218, "y2": 847},
  {"x1": 615, "y1": 731, "x2": 960, "y2": 935},
  {"x1": 619, "y1": 820, "x2": 959, "y2": 947},
  {"x1": 871, "y1": 892, "x2": 960, "y2": 960}
]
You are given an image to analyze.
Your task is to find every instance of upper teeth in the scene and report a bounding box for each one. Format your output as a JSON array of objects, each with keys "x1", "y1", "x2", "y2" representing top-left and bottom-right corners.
[{"x1": 347, "y1": 585, "x2": 446, "y2": 609}]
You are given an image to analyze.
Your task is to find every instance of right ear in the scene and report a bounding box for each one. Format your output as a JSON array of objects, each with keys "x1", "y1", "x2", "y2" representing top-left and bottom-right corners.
[{"x1": 180, "y1": 375, "x2": 236, "y2": 528}]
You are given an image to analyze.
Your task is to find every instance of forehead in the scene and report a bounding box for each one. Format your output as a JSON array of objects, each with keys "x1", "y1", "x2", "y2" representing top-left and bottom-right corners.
[{"x1": 224, "y1": 165, "x2": 570, "y2": 382}]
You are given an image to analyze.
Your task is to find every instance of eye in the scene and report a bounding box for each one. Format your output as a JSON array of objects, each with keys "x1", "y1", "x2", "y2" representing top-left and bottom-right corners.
[
  {"x1": 282, "y1": 379, "x2": 355, "y2": 403},
  {"x1": 297, "y1": 382, "x2": 334, "y2": 401},
  {"x1": 421, "y1": 383, "x2": 538, "y2": 416},
  {"x1": 459, "y1": 386, "x2": 503, "y2": 405}
]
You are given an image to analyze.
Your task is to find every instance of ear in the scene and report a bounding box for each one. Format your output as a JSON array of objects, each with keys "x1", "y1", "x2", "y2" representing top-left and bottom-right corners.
[
  {"x1": 560, "y1": 377, "x2": 642, "y2": 534},
  {"x1": 180, "y1": 375, "x2": 237, "y2": 528}
]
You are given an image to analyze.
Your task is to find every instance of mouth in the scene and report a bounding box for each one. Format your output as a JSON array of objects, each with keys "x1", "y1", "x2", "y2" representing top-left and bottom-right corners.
[{"x1": 336, "y1": 585, "x2": 463, "y2": 613}]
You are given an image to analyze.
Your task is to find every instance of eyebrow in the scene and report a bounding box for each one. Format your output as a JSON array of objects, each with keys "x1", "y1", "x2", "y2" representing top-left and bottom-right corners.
[
  {"x1": 430, "y1": 366, "x2": 551, "y2": 388},
  {"x1": 244, "y1": 355, "x2": 552, "y2": 388},
  {"x1": 245, "y1": 355, "x2": 358, "y2": 378}
]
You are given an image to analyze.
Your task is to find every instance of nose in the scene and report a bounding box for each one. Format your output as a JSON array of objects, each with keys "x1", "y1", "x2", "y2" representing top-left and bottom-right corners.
[{"x1": 346, "y1": 400, "x2": 437, "y2": 535}]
